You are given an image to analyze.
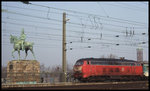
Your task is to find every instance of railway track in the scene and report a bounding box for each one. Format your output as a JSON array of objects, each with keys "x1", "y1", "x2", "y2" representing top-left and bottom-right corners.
[{"x1": 2, "y1": 81, "x2": 149, "y2": 90}]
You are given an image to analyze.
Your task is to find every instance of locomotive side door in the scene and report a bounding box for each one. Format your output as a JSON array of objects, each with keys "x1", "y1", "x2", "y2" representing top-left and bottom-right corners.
[
  {"x1": 86, "y1": 61, "x2": 93, "y2": 77},
  {"x1": 86, "y1": 61, "x2": 91, "y2": 77},
  {"x1": 131, "y1": 63, "x2": 136, "y2": 75},
  {"x1": 91, "y1": 65, "x2": 96, "y2": 76},
  {"x1": 90, "y1": 61, "x2": 96, "y2": 76}
]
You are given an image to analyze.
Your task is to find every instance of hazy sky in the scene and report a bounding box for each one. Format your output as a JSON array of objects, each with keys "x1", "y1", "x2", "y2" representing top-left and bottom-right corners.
[{"x1": 2, "y1": 1, "x2": 148, "y2": 68}]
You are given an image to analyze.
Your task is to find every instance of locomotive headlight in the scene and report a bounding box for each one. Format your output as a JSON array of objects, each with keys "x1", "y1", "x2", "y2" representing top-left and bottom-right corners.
[
  {"x1": 144, "y1": 72, "x2": 149, "y2": 77},
  {"x1": 73, "y1": 66, "x2": 82, "y2": 72},
  {"x1": 78, "y1": 66, "x2": 82, "y2": 71}
]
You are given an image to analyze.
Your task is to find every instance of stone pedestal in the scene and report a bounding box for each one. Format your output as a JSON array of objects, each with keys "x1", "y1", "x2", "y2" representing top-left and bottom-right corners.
[{"x1": 7, "y1": 60, "x2": 40, "y2": 84}]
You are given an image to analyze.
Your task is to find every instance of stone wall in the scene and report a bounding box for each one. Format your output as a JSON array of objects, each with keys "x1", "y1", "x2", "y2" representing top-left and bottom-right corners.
[{"x1": 7, "y1": 60, "x2": 40, "y2": 83}]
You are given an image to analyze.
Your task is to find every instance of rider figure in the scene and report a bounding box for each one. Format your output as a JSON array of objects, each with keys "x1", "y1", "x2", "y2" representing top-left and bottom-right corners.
[{"x1": 19, "y1": 28, "x2": 26, "y2": 51}]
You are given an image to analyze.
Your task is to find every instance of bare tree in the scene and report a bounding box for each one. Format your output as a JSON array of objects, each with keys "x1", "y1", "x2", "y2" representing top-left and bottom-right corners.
[
  {"x1": 39, "y1": 63, "x2": 74, "y2": 82},
  {"x1": 100, "y1": 55, "x2": 105, "y2": 58},
  {"x1": 40, "y1": 63, "x2": 46, "y2": 72},
  {"x1": 100, "y1": 54, "x2": 118, "y2": 59},
  {"x1": 107, "y1": 54, "x2": 118, "y2": 59}
]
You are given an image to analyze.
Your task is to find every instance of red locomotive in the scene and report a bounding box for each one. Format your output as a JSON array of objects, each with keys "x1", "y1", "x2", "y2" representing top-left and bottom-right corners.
[{"x1": 73, "y1": 58, "x2": 147, "y2": 82}]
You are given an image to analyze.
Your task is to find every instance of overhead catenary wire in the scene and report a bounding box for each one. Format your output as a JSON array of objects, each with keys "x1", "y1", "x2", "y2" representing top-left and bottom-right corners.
[
  {"x1": 2, "y1": 3, "x2": 148, "y2": 36},
  {"x1": 29, "y1": 3, "x2": 147, "y2": 25},
  {"x1": 3, "y1": 3, "x2": 147, "y2": 26},
  {"x1": 2, "y1": 22, "x2": 148, "y2": 44},
  {"x1": 3, "y1": 29, "x2": 146, "y2": 45},
  {"x1": 2, "y1": 16, "x2": 148, "y2": 41},
  {"x1": 97, "y1": 2, "x2": 109, "y2": 17},
  {"x1": 2, "y1": 42, "x2": 62, "y2": 49},
  {"x1": 2, "y1": 9, "x2": 148, "y2": 35},
  {"x1": 2, "y1": 17, "x2": 61, "y2": 26},
  {"x1": 2, "y1": 4, "x2": 62, "y2": 15},
  {"x1": 2, "y1": 3, "x2": 148, "y2": 52},
  {"x1": 3, "y1": 6, "x2": 148, "y2": 26},
  {"x1": 2, "y1": 24, "x2": 148, "y2": 44},
  {"x1": 2, "y1": 5, "x2": 147, "y2": 34},
  {"x1": 3, "y1": 42, "x2": 147, "y2": 56},
  {"x1": 3, "y1": 17, "x2": 148, "y2": 37},
  {"x1": 103, "y1": 2, "x2": 148, "y2": 12},
  {"x1": 67, "y1": 13, "x2": 147, "y2": 27},
  {"x1": 115, "y1": 2, "x2": 147, "y2": 10},
  {"x1": 3, "y1": 31, "x2": 148, "y2": 49}
]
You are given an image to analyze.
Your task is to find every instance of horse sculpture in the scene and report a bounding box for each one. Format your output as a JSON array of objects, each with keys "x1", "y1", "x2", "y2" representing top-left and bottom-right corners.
[{"x1": 10, "y1": 35, "x2": 36, "y2": 60}]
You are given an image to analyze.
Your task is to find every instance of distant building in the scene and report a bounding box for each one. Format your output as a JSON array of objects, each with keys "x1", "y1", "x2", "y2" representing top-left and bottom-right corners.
[{"x1": 136, "y1": 48, "x2": 143, "y2": 62}]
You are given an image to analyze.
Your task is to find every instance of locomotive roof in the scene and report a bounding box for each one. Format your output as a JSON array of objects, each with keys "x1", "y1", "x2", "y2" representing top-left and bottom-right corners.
[{"x1": 77, "y1": 58, "x2": 136, "y2": 63}]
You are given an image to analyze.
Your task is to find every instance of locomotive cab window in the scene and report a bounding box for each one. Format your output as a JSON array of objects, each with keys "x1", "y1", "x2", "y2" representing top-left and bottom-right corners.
[
  {"x1": 75, "y1": 61, "x2": 84, "y2": 65},
  {"x1": 137, "y1": 63, "x2": 141, "y2": 66},
  {"x1": 91, "y1": 61, "x2": 101, "y2": 65}
]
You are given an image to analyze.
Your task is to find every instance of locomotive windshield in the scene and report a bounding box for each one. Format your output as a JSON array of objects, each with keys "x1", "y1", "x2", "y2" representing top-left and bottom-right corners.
[{"x1": 75, "y1": 61, "x2": 84, "y2": 65}]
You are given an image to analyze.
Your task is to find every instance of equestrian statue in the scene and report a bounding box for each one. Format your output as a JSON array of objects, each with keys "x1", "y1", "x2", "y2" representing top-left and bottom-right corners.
[{"x1": 10, "y1": 28, "x2": 36, "y2": 60}]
